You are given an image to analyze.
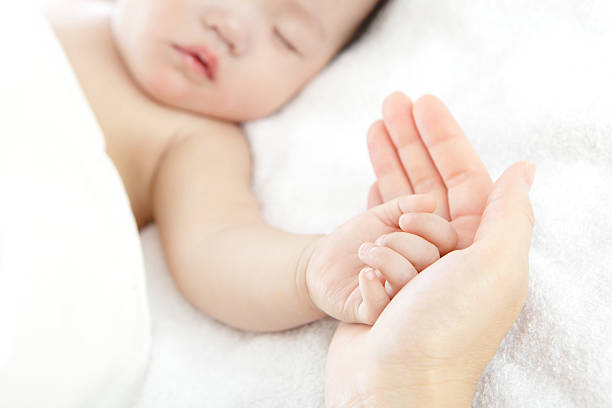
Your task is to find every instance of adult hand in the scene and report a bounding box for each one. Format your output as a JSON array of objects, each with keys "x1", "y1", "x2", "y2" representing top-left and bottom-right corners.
[
  {"x1": 367, "y1": 93, "x2": 493, "y2": 249},
  {"x1": 325, "y1": 161, "x2": 536, "y2": 407}
]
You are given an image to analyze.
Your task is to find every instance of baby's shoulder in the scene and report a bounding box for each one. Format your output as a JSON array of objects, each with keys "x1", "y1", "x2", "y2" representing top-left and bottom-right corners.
[
  {"x1": 46, "y1": 0, "x2": 112, "y2": 43},
  {"x1": 169, "y1": 114, "x2": 249, "y2": 160},
  {"x1": 46, "y1": 1, "x2": 126, "y2": 109}
]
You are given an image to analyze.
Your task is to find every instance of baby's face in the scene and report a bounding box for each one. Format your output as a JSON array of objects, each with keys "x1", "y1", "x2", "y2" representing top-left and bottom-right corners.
[{"x1": 112, "y1": 0, "x2": 379, "y2": 122}]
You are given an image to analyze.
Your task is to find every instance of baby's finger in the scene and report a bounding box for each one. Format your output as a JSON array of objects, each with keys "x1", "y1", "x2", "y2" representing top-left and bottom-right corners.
[
  {"x1": 370, "y1": 194, "x2": 437, "y2": 228},
  {"x1": 398, "y1": 213, "x2": 458, "y2": 255},
  {"x1": 374, "y1": 269, "x2": 387, "y2": 285},
  {"x1": 376, "y1": 232, "x2": 441, "y2": 272},
  {"x1": 359, "y1": 243, "x2": 418, "y2": 294},
  {"x1": 358, "y1": 268, "x2": 390, "y2": 325}
]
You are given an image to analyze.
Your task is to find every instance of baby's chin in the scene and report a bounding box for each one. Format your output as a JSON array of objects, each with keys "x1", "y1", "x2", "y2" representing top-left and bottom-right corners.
[{"x1": 140, "y1": 74, "x2": 284, "y2": 123}]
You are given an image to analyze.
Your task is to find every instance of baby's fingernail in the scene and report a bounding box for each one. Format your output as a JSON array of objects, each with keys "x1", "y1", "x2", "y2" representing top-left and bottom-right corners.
[
  {"x1": 385, "y1": 281, "x2": 394, "y2": 297},
  {"x1": 360, "y1": 267, "x2": 376, "y2": 281},
  {"x1": 399, "y1": 214, "x2": 415, "y2": 229},
  {"x1": 375, "y1": 235, "x2": 387, "y2": 245},
  {"x1": 359, "y1": 243, "x2": 377, "y2": 257}
]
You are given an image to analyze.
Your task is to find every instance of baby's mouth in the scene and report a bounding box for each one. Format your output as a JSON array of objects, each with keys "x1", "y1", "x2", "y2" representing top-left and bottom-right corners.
[{"x1": 172, "y1": 44, "x2": 218, "y2": 81}]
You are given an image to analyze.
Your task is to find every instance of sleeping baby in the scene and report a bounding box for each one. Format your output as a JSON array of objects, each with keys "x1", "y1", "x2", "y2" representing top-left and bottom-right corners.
[{"x1": 46, "y1": 0, "x2": 458, "y2": 330}]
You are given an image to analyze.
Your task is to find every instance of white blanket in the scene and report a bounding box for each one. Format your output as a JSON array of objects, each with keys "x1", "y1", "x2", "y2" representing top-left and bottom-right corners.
[
  {"x1": 0, "y1": 3, "x2": 150, "y2": 407},
  {"x1": 137, "y1": 0, "x2": 612, "y2": 406}
]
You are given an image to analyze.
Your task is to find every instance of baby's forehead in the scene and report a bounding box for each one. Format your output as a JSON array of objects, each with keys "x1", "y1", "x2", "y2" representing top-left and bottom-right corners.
[
  {"x1": 279, "y1": 0, "x2": 378, "y2": 37},
  {"x1": 298, "y1": 0, "x2": 376, "y2": 20},
  {"x1": 279, "y1": 1, "x2": 326, "y2": 39}
]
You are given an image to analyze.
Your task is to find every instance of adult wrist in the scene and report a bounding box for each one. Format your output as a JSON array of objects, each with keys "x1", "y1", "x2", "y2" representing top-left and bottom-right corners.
[
  {"x1": 357, "y1": 384, "x2": 473, "y2": 408},
  {"x1": 366, "y1": 368, "x2": 476, "y2": 408}
]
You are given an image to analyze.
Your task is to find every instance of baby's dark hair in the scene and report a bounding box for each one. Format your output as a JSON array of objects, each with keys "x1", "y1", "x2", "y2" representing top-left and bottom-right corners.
[{"x1": 343, "y1": 0, "x2": 391, "y2": 51}]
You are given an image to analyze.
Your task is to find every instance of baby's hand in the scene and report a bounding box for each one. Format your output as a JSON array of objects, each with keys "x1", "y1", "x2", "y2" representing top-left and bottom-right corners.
[
  {"x1": 355, "y1": 212, "x2": 457, "y2": 323},
  {"x1": 306, "y1": 195, "x2": 457, "y2": 326}
]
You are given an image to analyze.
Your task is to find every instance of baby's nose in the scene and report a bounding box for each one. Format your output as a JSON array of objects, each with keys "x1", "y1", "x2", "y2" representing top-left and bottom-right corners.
[{"x1": 202, "y1": 12, "x2": 249, "y2": 57}]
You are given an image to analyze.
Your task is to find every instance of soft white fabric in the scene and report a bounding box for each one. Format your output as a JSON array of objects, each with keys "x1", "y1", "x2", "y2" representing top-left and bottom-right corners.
[
  {"x1": 0, "y1": 3, "x2": 150, "y2": 407},
  {"x1": 138, "y1": 0, "x2": 612, "y2": 406}
]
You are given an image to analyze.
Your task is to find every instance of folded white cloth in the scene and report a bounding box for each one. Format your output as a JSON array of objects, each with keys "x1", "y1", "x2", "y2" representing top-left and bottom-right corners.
[
  {"x1": 137, "y1": 0, "x2": 612, "y2": 406},
  {"x1": 0, "y1": 3, "x2": 151, "y2": 407}
]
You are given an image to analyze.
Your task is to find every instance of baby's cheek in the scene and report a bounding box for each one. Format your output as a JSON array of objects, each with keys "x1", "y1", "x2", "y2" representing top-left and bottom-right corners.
[
  {"x1": 224, "y1": 86, "x2": 285, "y2": 121},
  {"x1": 143, "y1": 65, "x2": 182, "y2": 100},
  {"x1": 232, "y1": 68, "x2": 299, "y2": 120}
]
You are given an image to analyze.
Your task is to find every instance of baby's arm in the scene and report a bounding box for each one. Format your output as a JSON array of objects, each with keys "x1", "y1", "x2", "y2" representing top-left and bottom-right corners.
[
  {"x1": 152, "y1": 123, "x2": 324, "y2": 332},
  {"x1": 357, "y1": 212, "x2": 457, "y2": 322}
]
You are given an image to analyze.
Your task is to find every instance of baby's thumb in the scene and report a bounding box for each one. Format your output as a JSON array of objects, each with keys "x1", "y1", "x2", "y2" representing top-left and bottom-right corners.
[{"x1": 474, "y1": 161, "x2": 536, "y2": 248}]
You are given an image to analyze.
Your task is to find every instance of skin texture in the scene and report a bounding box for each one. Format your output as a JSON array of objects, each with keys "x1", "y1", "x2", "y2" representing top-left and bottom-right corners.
[
  {"x1": 111, "y1": 0, "x2": 380, "y2": 121},
  {"x1": 49, "y1": 0, "x2": 534, "y2": 400},
  {"x1": 367, "y1": 93, "x2": 494, "y2": 249},
  {"x1": 305, "y1": 194, "x2": 455, "y2": 325},
  {"x1": 48, "y1": 0, "x2": 406, "y2": 331},
  {"x1": 325, "y1": 94, "x2": 536, "y2": 407}
]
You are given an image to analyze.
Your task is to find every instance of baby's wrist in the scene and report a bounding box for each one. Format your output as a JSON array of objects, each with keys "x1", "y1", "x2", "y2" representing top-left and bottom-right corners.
[{"x1": 296, "y1": 234, "x2": 326, "y2": 318}]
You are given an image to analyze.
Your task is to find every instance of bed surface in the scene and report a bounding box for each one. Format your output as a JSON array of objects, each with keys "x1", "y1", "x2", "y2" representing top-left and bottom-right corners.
[{"x1": 137, "y1": 1, "x2": 612, "y2": 406}]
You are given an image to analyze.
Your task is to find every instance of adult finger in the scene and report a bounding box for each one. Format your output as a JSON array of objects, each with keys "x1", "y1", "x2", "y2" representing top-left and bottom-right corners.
[
  {"x1": 367, "y1": 120, "x2": 413, "y2": 201},
  {"x1": 382, "y1": 92, "x2": 449, "y2": 219},
  {"x1": 474, "y1": 161, "x2": 536, "y2": 251},
  {"x1": 413, "y1": 95, "x2": 493, "y2": 246},
  {"x1": 367, "y1": 182, "x2": 383, "y2": 209}
]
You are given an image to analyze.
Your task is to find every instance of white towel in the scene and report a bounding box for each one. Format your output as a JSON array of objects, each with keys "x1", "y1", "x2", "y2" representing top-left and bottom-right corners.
[{"x1": 137, "y1": 0, "x2": 612, "y2": 406}]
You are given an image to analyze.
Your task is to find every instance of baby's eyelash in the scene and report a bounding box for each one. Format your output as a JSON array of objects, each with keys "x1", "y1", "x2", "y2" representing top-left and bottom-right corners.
[{"x1": 273, "y1": 27, "x2": 300, "y2": 55}]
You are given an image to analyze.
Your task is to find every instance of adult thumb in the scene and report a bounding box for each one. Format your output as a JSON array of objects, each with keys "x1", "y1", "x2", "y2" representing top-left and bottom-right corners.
[{"x1": 474, "y1": 161, "x2": 536, "y2": 249}]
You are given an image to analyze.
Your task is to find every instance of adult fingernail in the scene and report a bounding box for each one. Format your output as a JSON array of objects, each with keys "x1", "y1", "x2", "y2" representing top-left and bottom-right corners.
[{"x1": 524, "y1": 162, "x2": 537, "y2": 188}]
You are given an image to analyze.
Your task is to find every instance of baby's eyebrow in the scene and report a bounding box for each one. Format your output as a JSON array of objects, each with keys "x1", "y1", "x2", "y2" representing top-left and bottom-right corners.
[{"x1": 289, "y1": 1, "x2": 326, "y2": 41}]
